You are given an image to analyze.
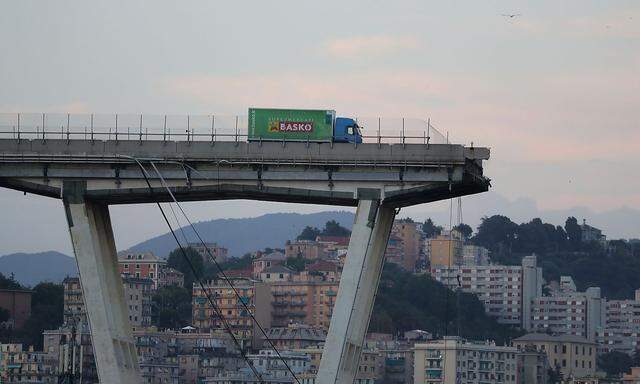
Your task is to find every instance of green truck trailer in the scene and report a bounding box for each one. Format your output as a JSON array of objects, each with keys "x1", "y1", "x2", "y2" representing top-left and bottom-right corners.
[{"x1": 248, "y1": 108, "x2": 362, "y2": 143}]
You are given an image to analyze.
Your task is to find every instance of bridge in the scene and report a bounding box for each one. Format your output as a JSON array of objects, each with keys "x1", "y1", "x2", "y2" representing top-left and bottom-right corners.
[{"x1": 0, "y1": 114, "x2": 490, "y2": 384}]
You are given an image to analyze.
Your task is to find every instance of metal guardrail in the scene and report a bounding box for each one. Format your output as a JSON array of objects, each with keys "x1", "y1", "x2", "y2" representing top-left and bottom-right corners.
[{"x1": 0, "y1": 113, "x2": 450, "y2": 145}]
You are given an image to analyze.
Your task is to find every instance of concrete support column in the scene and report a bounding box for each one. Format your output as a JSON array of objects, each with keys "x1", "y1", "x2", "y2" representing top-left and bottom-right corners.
[
  {"x1": 317, "y1": 199, "x2": 395, "y2": 384},
  {"x1": 63, "y1": 181, "x2": 141, "y2": 383}
]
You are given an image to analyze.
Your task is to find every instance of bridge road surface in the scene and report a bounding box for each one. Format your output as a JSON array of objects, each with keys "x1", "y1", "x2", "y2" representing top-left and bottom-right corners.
[{"x1": 0, "y1": 138, "x2": 490, "y2": 384}]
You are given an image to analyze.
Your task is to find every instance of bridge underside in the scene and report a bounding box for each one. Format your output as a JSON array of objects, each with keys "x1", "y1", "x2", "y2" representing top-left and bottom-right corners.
[{"x1": 0, "y1": 139, "x2": 490, "y2": 384}]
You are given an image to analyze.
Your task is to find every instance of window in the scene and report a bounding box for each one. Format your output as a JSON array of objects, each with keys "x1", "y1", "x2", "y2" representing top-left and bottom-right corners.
[
  {"x1": 347, "y1": 126, "x2": 354, "y2": 135},
  {"x1": 562, "y1": 345, "x2": 567, "y2": 354},
  {"x1": 562, "y1": 359, "x2": 566, "y2": 367}
]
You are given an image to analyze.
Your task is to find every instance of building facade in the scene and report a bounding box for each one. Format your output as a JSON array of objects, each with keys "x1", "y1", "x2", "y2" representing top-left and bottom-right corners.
[
  {"x1": 414, "y1": 337, "x2": 518, "y2": 384},
  {"x1": 118, "y1": 252, "x2": 167, "y2": 289}
]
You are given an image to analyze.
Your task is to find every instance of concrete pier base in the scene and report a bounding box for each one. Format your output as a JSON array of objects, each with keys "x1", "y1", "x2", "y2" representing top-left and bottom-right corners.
[
  {"x1": 317, "y1": 199, "x2": 395, "y2": 384},
  {"x1": 63, "y1": 182, "x2": 141, "y2": 383}
]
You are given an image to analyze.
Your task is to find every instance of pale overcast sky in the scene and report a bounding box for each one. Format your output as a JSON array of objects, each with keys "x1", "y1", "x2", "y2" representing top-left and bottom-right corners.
[{"x1": 0, "y1": 1, "x2": 638, "y2": 254}]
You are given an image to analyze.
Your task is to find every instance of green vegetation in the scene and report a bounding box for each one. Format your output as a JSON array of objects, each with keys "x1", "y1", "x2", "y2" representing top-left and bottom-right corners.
[
  {"x1": 167, "y1": 247, "x2": 204, "y2": 289},
  {"x1": 297, "y1": 226, "x2": 321, "y2": 241},
  {"x1": 0, "y1": 272, "x2": 23, "y2": 290},
  {"x1": 370, "y1": 263, "x2": 523, "y2": 344},
  {"x1": 152, "y1": 285, "x2": 192, "y2": 329},
  {"x1": 295, "y1": 220, "x2": 351, "y2": 241},
  {"x1": 472, "y1": 215, "x2": 640, "y2": 299},
  {"x1": 285, "y1": 256, "x2": 313, "y2": 272},
  {"x1": 598, "y1": 351, "x2": 639, "y2": 377},
  {"x1": 422, "y1": 218, "x2": 443, "y2": 238}
]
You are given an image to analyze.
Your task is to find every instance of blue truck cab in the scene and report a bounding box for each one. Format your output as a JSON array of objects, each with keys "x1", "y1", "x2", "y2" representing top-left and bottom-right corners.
[{"x1": 333, "y1": 117, "x2": 363, "y2": 143}]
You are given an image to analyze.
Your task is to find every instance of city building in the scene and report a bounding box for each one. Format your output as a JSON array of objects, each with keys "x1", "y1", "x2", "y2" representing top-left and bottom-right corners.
[
  {"x1": 260, "y1": 265, "x2": 294, "y2": 283},
  {"x1": 385, "y1": 221, "x2": 422, "y2": 271},
  {"x1": 305, "y1": 260, "x2": 340, "y2": 282},
  {"x1": 263, "y1": 324, "x2": 326, "y2": 350},
  {"x1": 188, "y1": 242, "x2": 229, "y2": 264},
  {"x1": 413, "y1": 336, "x2": 518, "y2": 384},
  {"x1": 158, "y1": 266, "x2": 184, "y2": 288},
  {"x1": 0, "y1": 289, "x2": 32, "y2": 329},
  {"x1": 580, "y1": 219, "x2": 606, "y2": 244},
  {"x1": 530, "y1": 287, "x2": 603, "y2": 341},
  {"x1": 62, "y1": 277, "x2": 86, "y2": 326},
  {"x1": 597, "y1": 289, "x2": 640, "y2": 354},
  {"x1": 192, "y1": 278, "x2": 272, "y2": 348},
  {"x1": 118, "y1": 252, "x2": 167, "y2": 289},
  {"x1": 0, "y1": 343, "x2": 57, "y2": 383},
  {"x1": 64, "y1": 276, "x2": 154, "y2": 330},
  {"x1": 513, "y1": 334, "x2": 596, "y2": 380},
  {"x1": 429, "y1": 233, "x2": 463, "y2": 269},
  {"x1": 270, "y1": 281, "x2": 339, "y2": 330},
  {"x1": 139, "y1": 357, "x2": 180, "y2": 384},
  {"x1": 432, "y1": 255, "x2": 542, "y2": 327},
  {"x1": 517, "y1": 345, "x2": 549, "y2": 384},
  {"x1": 285, "y1": 240, "x2": 326, "y2": 260},
  {"x1": 252, "y1": 252, "x2": 286, "y2": 279},
  {"x1": 122, "y1": 275, "x2": 154, "y2": 328},
  {"x1": 462, "y1": 245, "x2": 489, "y2": 266},
  {"x1": 43, "y1": 324, "x2": 98, "y2": 383}
]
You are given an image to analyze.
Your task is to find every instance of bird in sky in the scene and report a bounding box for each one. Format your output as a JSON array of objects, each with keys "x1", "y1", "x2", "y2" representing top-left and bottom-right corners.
[{"x1": 502, "y1": 13, "x2": 522, "y2": 19}]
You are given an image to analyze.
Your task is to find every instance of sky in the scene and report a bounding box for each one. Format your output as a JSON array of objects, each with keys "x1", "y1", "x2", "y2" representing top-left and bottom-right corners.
[{"x1": 0, "y1": 1, "x2": 638, "y2": 254}]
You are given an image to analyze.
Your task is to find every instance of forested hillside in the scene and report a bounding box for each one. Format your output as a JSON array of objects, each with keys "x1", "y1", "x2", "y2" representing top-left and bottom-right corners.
[{"x1": 471, "y1": 215, "x2": 640, "y2": 299}]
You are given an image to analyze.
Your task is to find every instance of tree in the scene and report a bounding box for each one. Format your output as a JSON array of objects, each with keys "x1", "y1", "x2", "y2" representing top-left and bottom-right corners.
[
  {"x1": 453, "y1": 223, "x2": 473, "y2": 239},
  {"x1": 422, "y1": 218, "x2": 443, "y2": 238},
  {"x1": 473, "y1": 215, "x2": 519, "y2": 264},
  {"x1": 285, "y1": 256, "x2": 311, "y2": 272},
  {"x1": 297, "y1": 226, "x2": 321, "y2": 241},
  {"x1": 598, "y1": 351, "x2": 632, "y2": 377},
  {"x1": 565, "y1": 216, "x2": 582, "y2": 249},
  {"x1": 547, "y1": 366, "x2": 562, "y2": 383},
  {"x1": 167, "y1": 247, "x2": 204, "y2": 289},
  {"x1": 0, "y1": 272, "x2": 23, "y2": 290},
  {"x1": 20, "y1": 282, "x2": 64, "y2": 349},
  {"x1": 152, "y1": 286, "x2": 192, "y2": 329},
  {"x1": 321, "y1": 220, "x2": 350, "y2": 237}
]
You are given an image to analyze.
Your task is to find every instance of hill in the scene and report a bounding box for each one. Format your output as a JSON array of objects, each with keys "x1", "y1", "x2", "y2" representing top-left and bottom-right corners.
[
  {"x1": 0, "y1": 251, "x2": 77, "y2": 287},
  {"x1": 127, "y1": 211, "x2": 355, "y2": 258}
]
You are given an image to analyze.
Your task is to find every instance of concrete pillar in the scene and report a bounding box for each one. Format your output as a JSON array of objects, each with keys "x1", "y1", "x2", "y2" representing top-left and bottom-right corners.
[
  {"x1": 63, "y1": 181, "x2": 141, "y2": 383},
  {"x1": 317, "y1": 199, "x2": 395, "y2": 384}
]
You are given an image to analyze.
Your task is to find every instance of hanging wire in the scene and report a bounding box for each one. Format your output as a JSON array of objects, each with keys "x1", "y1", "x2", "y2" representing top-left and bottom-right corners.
[
  {"x1": 130, "y1": 158, "x2": 264, "y2": 383},
  {"x1": 147, "y1": 160, "x2": 302, "y2": 384}
]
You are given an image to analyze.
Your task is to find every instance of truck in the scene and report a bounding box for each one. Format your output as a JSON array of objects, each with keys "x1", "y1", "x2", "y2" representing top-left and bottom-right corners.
[{"x1": 248, "y1": 108, "x2": 363, "y2": 143}]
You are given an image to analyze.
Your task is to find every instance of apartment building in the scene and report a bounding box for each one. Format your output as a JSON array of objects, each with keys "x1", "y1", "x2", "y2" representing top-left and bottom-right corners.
[
  {"x1": 43, "y1": 324, "x2": 98, "y2": 382},
  {"x1": 530, "y1": 286, "x2": 603, "y2": 341},
  {"x1": 270, "y1": 281, "x2": 339, "y2": 330},
  {"x1": 118, "y1": 252, "x2": 167, "y2": 289},
  {"x1": 429, "y1": 233, "x2": 463, "y2": 269},
  {"x1": 432, "y1": 255, "x2": 542, "y2": 327},
  {"x1": 157, "y1": 266, "x2": 185, "y2": 288},
  {"x1": 191, "y1": 278, "x2": 272, "y2": 348},
  {"x1": 264, "y1": 324, "x2": 326, "y2": 350},
  {"x1": 62, "y1": 277, "x2": 86, "y2": 326},
  {"x1": 385, "y1": 221, "x2": 422, "y2": 271},
  {"x1": 0, "y1": 289, "x2": 32, "y2": 329},
  {"x1": 285, "y1": 240, "x2": 326, "y2": 260},
  {"x1": 188, "y1": 242, "x2": 229, "y2": 263},
  {"x1": 597, "y1": 289, "x2": 640, "y2": 354},
  {"x1": 122, "y1": 276, "x2": 154, "y2": 328},
  {"x1": 252, "y1": 252, "x2": 286, "y2": 279},
  {"x1": 513, "y1": 334, "x2": 596, "y2": 380},
  {"x1": 461, "y1": 245, "x2": 489, "y2": 266},
  {"x1": 0, "y1": 344, "x2": 57, "y2": 383},
  {"x1": 64, "y1": 276, "x2": 153, "y2": 329},
  {"x1": 413, "y1": 336, "x2": 518, "y2": 384}
]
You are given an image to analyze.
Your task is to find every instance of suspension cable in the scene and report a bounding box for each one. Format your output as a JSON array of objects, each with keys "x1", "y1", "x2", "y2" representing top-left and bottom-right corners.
[
  {"x1": 148, "y1": 160, "x2": 302, "y2": 384},
  {"x1": 131, "y1": 158, "x2": 265, "y2": 382}
]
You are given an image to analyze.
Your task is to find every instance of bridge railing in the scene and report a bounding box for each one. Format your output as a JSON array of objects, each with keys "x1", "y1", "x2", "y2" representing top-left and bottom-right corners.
[{"x1": 0, "y1": 113, "x2": 449, "y2": 145}]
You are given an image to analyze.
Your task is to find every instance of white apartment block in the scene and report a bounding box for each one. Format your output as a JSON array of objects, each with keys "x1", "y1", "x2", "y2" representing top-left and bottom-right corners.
[
  {"x1": 530, "y1": 287, "x2": 603, "y2": 342},
  {"x1": 432, "y1": 255, "x2": 542, "y2": 327},
  {"x1": 597, "y1": 289, "x2": 640, "y2": 354},
  {"x1": 462, "y1": 245, "x2": 489, "y2": 266},
  {"x1": 414, "y1": 337, "x2": 518, "y2": 384}
]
